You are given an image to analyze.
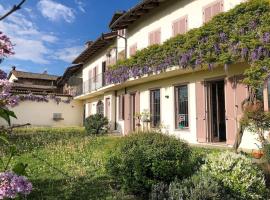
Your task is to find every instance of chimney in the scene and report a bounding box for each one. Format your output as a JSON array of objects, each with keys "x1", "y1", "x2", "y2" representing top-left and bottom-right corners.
[
  {"x1": 85, "y1": 41, "x2": 93, "y2": 48},
  {"x1": 12, "y1": 66, "x2": 16, "y2": 71}
]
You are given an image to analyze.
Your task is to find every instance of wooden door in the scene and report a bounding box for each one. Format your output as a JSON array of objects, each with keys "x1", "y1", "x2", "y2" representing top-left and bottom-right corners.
[{"x1": 196, "y1": 81, "x2": 207, "y2": 142}]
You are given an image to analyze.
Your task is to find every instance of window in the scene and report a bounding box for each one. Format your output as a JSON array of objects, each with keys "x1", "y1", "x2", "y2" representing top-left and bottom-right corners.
[
  {"x1": 96, "y1": 100, "x2": 104, "y2": 116},
  {"x1": 118, "y1": 95, "x2": 125, "y2": 120},
  {"x1": 148, "y1": 28, "x2": 161, "y2": 46},
  {"x1": 118, "y1": 29, "x2": 125, "y2": 37},
  {"x1": 175, "y1": 85, "x2": 189, "y2": 128},
  {"x1": 93, "y1": 66, "x2": 97, "y2": 82},
  {"x1": 203, "y1": 0, "x2": 224, "y2": 23},
  {"x1": 150, "y1": 89, "x2": 161, "y2": 127},
  {"x1": 105, "y1": 98, "x2": 111, "y2": 118},
  {"x1": 118, "y1": 50, "x2": 125, "y2": 60},
  {"x1": 129, "y1": 43, "x2": 137, "y2": 57},
  {"x1": 172, "y1": 16, "x2": 188, "y2": 37}
]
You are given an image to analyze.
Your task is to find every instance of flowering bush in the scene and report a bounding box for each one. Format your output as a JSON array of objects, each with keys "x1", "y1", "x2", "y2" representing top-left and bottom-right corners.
[
  {"x1": 166, "y1": 173, "x2": 229, "y2": 200},
  {"x1": 0, "y1": 32, "x2": 14, "y2": 63},
  {"x1": 202, "y1": 151, "x2": 268, "y2": 200},
  {"x1": 0, "y1": 172, "x2": 32, "y2": 199}
]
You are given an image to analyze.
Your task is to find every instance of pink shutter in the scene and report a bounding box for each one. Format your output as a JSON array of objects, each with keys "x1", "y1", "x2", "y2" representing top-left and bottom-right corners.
[
  {"x1": 235, "y1": 76, "x2": 248, "y2": 116},
  {"x1": 124, "y1": 94, "x2": 131, "y2": 135},
  {"x1": 148, "y1": 32, "x2": 153, "y2": 46},
  {"x1": 88, "y1": 69, "x2": 92, "y2": 91},
  {"x1": 212, "y1": 1, "x2": 223, "y2": 16},
  {"x1": 203, "y1": 6, "x2": 212, "y2": 23},
  {"x1": 155, "y1": 29, "x2": 161, "y2": 44},
  {"x1": 173, "y1": 17, "x2": 187, "y2": 36},
  {"x1": 196, "y1": 81, "x2": 207, "y2": 142},
  {"x1": 129, "y1": 43, "x2": 137, "y2": 56},
  {"x1": 225, "y1": 76, "x2": 248, "y2": 145},
  {"x1": 225, "y1": 77, "x2": 237, "y2": 145},
  {"x1": 135, "y1": 91, "x2": 140, "y2": 127},
  {"x1": 179, "y1": 17, "x2": 187, "y2": 35}
]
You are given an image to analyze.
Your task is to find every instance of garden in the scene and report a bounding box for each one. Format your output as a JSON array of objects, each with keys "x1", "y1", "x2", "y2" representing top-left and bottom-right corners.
[
  {"x1": 1, "y1": 0, "x2": 270, "y2": 199},
  {"x1": 0, "y1": 125, "x2": 270, "y2": 199}
]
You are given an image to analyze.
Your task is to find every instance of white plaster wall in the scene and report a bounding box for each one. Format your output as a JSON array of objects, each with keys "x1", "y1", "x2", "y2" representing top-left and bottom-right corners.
[
  {"x1": 82, "y1": 41, "x2": 117, "y2": 82},
  {"x1": 126, "y1": 0, "x2": 244, "y2": 58},
  {"x1": 1, "y1": 99, "x2": 83, "y2": 127},
  {"x1": 9, "y1": 74, "x2": 18, "y2": 82}
]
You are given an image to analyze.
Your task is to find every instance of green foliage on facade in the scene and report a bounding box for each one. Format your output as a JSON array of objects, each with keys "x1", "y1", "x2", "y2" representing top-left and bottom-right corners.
[{"x1": 107, "y1": 0, "x2": 270, "y2": 91}]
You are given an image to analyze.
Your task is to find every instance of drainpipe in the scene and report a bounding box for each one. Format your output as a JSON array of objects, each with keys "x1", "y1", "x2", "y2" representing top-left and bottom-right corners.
[{"x1": 114, "y1": 90, "x2": 117, "y2": 130}]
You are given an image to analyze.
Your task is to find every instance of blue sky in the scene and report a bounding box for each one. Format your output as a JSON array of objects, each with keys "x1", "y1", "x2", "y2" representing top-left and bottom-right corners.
[{"x1": 0, "y1": 0, "x2": 139, "y2": 75}]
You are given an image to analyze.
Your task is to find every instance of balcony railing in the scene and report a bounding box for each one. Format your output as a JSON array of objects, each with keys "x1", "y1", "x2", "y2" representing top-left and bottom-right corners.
[{"x1": 74, "y1": 73, "x2": 107, "y2": 96}]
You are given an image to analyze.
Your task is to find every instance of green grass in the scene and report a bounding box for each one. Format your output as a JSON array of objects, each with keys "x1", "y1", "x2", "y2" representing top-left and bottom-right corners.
[{"x1": 0, "y1": 127, "x2": 138, "y2": 200}]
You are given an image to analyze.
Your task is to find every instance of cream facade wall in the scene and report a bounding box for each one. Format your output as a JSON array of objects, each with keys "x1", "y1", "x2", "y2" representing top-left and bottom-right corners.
[
  {"x1": 82, "y1": 43, "x2": 117, "y2": 82},
  {"x1": 79, "y1": 0, "x2": 261, "y2": 149},
  {"x1": 1, "y1": 99, "x2": 83, "y2": 127},
  {"x1": 126, "y1": 0, "x2": 245, "y2": 58}
]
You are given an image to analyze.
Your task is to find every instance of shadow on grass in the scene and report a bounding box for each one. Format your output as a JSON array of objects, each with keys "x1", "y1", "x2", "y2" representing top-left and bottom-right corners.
[{"x1": 28, "y1": 176, "x2": 121, "y2": 200}]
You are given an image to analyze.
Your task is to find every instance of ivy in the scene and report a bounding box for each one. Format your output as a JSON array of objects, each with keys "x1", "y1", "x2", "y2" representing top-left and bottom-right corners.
[{"x1": 105, "y1": 0, "x2": 270, "y2": 91}]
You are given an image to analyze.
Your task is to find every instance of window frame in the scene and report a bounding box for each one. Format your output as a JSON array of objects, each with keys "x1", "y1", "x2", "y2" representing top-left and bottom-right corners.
[
  {"x1": 150, "y1": 89, "x2": 161, "y2": 128},
  {"x1": 174, "y1": 84, "x2": 189, "y2": 129}
]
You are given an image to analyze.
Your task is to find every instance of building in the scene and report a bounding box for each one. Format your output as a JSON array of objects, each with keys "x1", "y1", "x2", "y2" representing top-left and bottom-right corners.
[
  {"x1": 70, "y1": 0, "x2": 268, "y2": 150},
  {"x1": 5, "y1": 66, "x2": 84, "y2": 127}
]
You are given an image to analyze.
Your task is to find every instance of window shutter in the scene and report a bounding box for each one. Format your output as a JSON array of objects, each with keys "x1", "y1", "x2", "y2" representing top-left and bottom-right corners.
[
  {"x1": 129, "y1": 43, "x2": 137, "y2": 56},
  {"x1": 212, "y1": 1, "x2": 223, "y2": 16},
  {"x1": 203, "y1": 6, "x2": 212, "y2": 23},
  {"x1": 173, "y1": 16, "x2": 187, "y2": 36},
  {"x1": 148, "y1": 32, "x2": 153, "y2": 46},
  {"x1": 203, "y1": 1, "x2": 223, "y2": 23},
  {"x1": 155, "y1": 29, "x2": 161, "y2": 44}
]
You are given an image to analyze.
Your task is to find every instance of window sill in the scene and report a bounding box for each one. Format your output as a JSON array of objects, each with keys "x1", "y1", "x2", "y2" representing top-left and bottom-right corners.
[{"x1": 174, "y1": 128, "x2": 190, "y2": 132}]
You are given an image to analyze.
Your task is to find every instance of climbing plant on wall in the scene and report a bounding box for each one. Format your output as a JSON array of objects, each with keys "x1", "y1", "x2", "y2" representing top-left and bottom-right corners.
[
  {"x1": 105, "y1": 0, "x2": 270, "y2": 94},
  {"x1": 105, "y1": 0, "x2": 270, "y2": 149}
]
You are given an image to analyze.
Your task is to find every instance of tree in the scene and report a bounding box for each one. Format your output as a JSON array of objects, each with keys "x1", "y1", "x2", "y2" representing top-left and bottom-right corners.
[{"x1": 0, "y1": 0, "x2": 27, "y2": 21}]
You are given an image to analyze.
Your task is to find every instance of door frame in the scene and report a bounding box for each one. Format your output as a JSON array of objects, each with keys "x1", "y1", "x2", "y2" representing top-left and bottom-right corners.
[{"x1": 205, "y1": 78, "x2": 226, "y2": 143}]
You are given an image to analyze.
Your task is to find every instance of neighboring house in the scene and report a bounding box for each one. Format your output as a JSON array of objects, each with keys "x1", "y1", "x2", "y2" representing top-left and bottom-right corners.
[
  {"x1": 4, "y1": 66, "x2": 84, "y2": 127},
  {"x1": 70, "y1": 0, "x2": 265, "y2": 150}
]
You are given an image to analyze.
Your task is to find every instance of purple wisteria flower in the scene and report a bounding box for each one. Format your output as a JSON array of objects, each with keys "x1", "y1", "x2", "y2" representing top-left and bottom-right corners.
[
  {"x1": 0, "y1": 172, "x2": 32, "y2": 199},
  {"x1": 261, "y1": 32, "x2": 270, "y2": 44}
]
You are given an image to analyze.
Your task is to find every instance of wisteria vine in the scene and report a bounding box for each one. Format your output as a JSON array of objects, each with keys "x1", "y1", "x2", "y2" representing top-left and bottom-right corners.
[{"x1": 105, "y1": 0, "x2": 270, "y2": 91}]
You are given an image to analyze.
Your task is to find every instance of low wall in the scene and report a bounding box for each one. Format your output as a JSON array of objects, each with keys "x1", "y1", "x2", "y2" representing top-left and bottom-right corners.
[{"x1": 1, "y1": 98, "x2": 84, "y2": 127}]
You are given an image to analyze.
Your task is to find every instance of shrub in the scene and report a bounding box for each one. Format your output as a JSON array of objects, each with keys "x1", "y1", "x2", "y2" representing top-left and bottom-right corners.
[
  {"x1": 202, "y1": 151, "x2": 268, "y2": 200},
  {"x1": 263, "y1": 143, "x2": 270, "y2": 164},
  {"x1": 84, "y1": 114, "x2": 109, "y2": 135},
  {"x1": 150, "y1": 182, "x2": 169, "y2": 200},
  {"x1": 106, "y1": 132, "x2": 193, "y2": 196},
  {"x1": 167, "y1": 173, "x2": 229, "y2": 200}
]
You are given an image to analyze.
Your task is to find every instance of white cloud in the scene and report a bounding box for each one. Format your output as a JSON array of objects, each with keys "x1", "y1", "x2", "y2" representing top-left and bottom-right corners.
[
  {"x1": 53, "y1": 46, "x2": 83, "y2": 63},
  {"x1": 0, "y1": 4, "x2": 59, "y2": 64},
  {"x1": 75, "y1": 0, "x2": 86, "y2": 13},
  {"x1": 37, "y1": 0, "x2": 75, "y2": 23}
]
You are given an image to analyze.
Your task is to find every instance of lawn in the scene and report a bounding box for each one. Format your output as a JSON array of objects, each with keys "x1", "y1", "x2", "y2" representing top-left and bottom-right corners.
[{"x1": 0, "y1": 127, "x2": 138, "y2": 200}]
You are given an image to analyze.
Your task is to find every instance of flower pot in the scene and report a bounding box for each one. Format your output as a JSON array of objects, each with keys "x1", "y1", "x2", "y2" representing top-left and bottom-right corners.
[{"x1": 252, "y1": 149, "x2": 264, "y2": 159}]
